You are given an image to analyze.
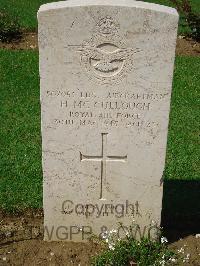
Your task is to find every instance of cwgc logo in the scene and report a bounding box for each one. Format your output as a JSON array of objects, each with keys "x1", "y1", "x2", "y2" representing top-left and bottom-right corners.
[{"x1": 77, "y1": 16, "x2": 140, "y2": 84}]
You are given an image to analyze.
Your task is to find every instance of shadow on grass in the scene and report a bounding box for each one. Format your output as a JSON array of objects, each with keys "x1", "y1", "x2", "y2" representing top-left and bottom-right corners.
[{"x1": 161, "y1": 179, "x2": 200, "y2": 242}]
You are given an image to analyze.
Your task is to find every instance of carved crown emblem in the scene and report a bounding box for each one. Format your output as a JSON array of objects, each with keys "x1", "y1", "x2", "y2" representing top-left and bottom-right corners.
[{"x1": 96, "y1": 16, "x2": 119, "y2": 35}]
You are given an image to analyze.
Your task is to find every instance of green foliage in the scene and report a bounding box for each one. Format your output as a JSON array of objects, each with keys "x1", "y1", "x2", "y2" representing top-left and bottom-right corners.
[
  {"x1": 169, "y1": 0, "x2": 200, "y2": 40},
  {"x1": 170, "y1": 0, "x2": 192, "y2": 13},
  {"x1": 0, "y1": 0, "x2": 60, "y2": 31},
  {"x1": 187, "y1": 12, "x2": 200, "y2": 41},
  {"x1": 92, "y1": 237, "x2": 176, "y2": 266},
  {"x1": 0, "y1": 10, "x2": 21, "y2": 42}
]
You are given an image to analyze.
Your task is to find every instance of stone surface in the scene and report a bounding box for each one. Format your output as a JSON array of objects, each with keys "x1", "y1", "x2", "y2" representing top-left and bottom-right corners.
[{"x1": 38, "y1": 0, "x2": 178, "y2": 241}]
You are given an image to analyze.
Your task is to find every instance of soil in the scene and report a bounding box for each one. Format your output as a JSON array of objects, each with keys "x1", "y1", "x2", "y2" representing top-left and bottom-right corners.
[
  {"x1": 0, "y1": 211, "x2": 200, "y2": 265},
  {"x1": 0, "y1": 32, "x2": 200, "y2": 56},
  {"x1": 0, "y1": 240, "x2": 101, "y2": 266},
  {"x1": 176, "y1": 36, "x2": 200, "y2": 56},
  {"x1": 170, "y1": 236, "x2": 200, "y2": 266},
  {"x1": 0, "y1": 211, "x2": 103, "y2": 266},
  {"x1": 0, "y1": 33, "x2": 38, "y2": 51}
]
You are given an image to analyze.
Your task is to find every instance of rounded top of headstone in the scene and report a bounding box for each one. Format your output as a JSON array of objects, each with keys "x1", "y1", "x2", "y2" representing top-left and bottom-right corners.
[{"x1": 38, "y1": 0, "x2": 178, "y2": 17}]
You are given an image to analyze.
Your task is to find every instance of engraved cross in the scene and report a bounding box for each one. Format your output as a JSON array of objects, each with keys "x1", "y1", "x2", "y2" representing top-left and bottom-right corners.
[{"x1": 80, "y1": 133, "x2": 127, "y2": 199}]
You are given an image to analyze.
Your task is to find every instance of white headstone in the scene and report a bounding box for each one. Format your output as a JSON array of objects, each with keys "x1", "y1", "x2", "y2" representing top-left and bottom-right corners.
[{"x1": 38, "y1": 0, "x2": 178, "y2": 241}]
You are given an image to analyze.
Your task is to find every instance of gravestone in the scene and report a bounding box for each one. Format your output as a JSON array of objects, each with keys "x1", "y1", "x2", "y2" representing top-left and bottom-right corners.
[{"x1": 38, "y1": 0, "x2": 178, "y2": 241}]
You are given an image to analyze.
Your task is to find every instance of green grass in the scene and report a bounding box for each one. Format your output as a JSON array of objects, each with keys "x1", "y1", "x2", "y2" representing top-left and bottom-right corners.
[
  {"x1": 0, "y1": 0, "x2": 199, "y2": 32},
  {"x1": 0, "y1": 50, "x2": 42, "y2": 212},
  {"x1": 164, "y1": 56, "x2": 200, "y2": 180},
  {"x1": 0, "y1": 50, "x2": 199, "y2": 212}
]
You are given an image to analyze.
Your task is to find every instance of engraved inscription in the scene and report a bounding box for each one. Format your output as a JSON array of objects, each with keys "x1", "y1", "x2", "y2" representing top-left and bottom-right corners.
[
  {"x1": 47, "y1": 89, "x2": 170, "y2": 135},
  {"x1": 80, "y1": 133, "x2": 127, "y2": 200}
]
